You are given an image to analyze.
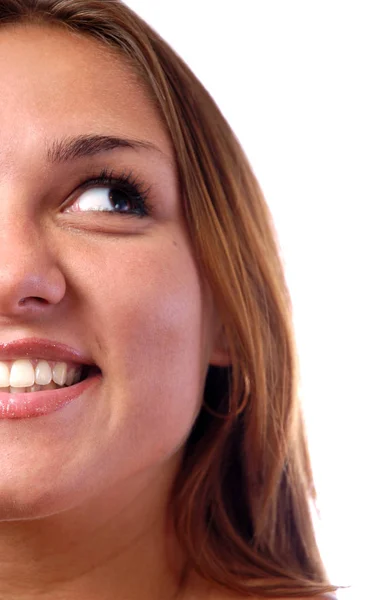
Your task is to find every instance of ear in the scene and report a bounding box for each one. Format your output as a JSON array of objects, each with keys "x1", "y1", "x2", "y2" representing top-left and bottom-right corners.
[{"x1": 208, "y1": 322, "x2": 232, "y2": 367}]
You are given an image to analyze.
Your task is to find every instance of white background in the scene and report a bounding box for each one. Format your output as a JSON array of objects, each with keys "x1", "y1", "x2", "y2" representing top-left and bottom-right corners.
[{"x1": 124, "y1": 2, "x2": 365, "y2": 598}]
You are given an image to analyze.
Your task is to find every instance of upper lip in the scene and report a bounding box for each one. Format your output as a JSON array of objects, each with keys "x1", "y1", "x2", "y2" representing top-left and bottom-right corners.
[{"x1": 0, "y1": 338, "x2": 95, "y2": 365}]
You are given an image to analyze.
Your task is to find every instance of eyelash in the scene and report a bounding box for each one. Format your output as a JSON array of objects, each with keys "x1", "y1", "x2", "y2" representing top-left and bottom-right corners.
[{"x1": 74, "y1": 168, "x2": 153, "y2": 218}]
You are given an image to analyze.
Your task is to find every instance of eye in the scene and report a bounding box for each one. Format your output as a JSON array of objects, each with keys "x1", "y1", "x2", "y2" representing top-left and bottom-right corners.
[
  {"x1": 64, "y1": 170, "x2": 152, "y2": 218},
  {"x1": 74, "y1": 187, "x2": 141, "y2": 214}
]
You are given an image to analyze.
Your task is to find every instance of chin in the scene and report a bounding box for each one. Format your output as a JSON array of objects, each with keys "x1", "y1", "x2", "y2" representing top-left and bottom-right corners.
[
  {"x1": 0, "y1": 477, "x2": 79, "y2": 522},
  {"x1": 0, "y1": 450, "x2": 94, "y2": 522}
]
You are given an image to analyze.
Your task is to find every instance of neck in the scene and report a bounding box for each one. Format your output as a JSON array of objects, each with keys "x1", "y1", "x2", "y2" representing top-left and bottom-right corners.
[{"x1": 0, "y1": 464, "x2": 185, "y2": 600}]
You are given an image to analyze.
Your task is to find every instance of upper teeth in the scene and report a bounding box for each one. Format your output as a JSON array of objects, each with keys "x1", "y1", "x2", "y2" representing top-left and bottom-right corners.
[{"x1": 0, "y1": 359, "x2": 80, "y2": 388}]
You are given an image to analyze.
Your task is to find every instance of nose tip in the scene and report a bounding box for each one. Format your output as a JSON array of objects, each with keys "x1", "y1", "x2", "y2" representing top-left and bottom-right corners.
[
  {"x1": 0, "y1": 225, "x2": 66, "y2": 321},
  {"x1": 0, "y1": 269, "x2": 66, "y2": 319}
]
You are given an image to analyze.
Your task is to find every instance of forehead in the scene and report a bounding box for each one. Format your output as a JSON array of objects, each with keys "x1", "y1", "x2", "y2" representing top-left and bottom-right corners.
[{"x1": 0, "y1": 23, "x2": 172, "y2": 164}]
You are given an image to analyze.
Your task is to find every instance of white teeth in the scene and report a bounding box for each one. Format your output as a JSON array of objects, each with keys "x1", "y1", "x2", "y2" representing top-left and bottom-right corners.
[
  {"x1": 35, "y1": 360, "x2": 52, "y2": 385},
  {"x1": 10, "y1": 360, "x2": 35, "y2": 388},
  {"x1": 0, "y1": 359, "x2": 85, "y2": 392},
  {"x1": 52, "y1": 362, "x2": 67, "y2": 386},
  {"x1": 0, "y1": 362, "x2": 10, "y2": 387}
]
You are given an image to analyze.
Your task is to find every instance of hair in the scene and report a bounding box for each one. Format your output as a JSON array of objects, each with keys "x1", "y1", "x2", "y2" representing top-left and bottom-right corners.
[{"x1": 0, "y1": 1, "x2": 338, "y2": 598}]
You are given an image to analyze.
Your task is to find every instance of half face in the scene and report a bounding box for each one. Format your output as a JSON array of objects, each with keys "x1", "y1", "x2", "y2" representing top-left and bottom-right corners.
[{"x1": 0, "y1": 24, "x2": 226, "y2": 519}]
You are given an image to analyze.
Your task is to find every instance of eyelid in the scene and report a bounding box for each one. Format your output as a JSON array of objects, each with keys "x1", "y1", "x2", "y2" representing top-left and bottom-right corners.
[{"x1": 77, "y1": 168, "x2": 150, "y2": 197}]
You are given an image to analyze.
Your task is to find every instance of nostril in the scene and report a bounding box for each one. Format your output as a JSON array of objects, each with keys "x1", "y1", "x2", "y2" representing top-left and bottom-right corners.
[{"x1": 19, "y1": 297, "x2": 48, "y2": 306}]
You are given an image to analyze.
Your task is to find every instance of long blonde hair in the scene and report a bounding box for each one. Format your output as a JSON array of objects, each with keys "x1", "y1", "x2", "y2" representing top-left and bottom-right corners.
[{"x1": 0, "y1": 1, "x2": 338, "y2": 597}]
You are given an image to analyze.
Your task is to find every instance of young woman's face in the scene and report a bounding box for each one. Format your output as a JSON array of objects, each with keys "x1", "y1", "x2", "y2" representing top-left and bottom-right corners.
[{"x1": 0, "y1": 25, "x2": 224, "y2": 519}]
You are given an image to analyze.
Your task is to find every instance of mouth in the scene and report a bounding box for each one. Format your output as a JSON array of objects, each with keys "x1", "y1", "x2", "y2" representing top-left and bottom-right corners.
[
  {"x1": 0, "y1": 365, "x2": 102, "y2": 419},
  {"x1": 0, "y1": 339, "x2": 102, "y2": 419}
]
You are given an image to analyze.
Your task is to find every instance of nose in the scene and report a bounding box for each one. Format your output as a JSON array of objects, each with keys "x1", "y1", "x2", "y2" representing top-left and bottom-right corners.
[{"x1": 0, "y1": 215, "x2": 66, "y2": 321}]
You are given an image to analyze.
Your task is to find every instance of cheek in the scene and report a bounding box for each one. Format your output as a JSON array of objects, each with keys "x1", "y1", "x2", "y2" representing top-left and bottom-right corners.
[{"x1": 79, "y1": 236, "x2": 212, "y2": 464}]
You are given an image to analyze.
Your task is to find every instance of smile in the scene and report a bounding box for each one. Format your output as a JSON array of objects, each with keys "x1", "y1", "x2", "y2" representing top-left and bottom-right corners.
[{"x1": 0, "y1": 338, "x2": 101, "y2": 419}]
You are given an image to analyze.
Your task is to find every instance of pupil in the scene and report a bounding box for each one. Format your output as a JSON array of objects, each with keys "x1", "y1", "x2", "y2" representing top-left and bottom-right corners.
[{"x1": 109, "y1": 189, "x2": 130, "y2": 212}]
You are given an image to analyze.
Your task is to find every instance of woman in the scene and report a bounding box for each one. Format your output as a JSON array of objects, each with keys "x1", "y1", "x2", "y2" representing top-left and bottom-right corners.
[{"x1": 0, "y1": 1, "x2": 339, "y2": 599}]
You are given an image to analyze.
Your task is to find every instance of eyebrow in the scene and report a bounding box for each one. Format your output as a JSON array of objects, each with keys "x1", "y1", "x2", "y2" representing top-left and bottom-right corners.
[{"x1": 46, "y1": 134, "x2": 166, "y2": 164}]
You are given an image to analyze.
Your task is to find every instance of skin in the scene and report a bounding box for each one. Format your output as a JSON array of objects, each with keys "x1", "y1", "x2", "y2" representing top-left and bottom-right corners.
[
  {"x1": 0, "y1": 23, "x2": 333, "y2": 600},
  {"x1": 0, "y1": 23, "x2": 230, "y2": 600}
]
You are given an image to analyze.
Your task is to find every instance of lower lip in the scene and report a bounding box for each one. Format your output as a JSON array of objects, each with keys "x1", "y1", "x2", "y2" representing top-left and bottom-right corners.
[{"x1": 0, "y1": 374, "x2": 101, "y2": 419}]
